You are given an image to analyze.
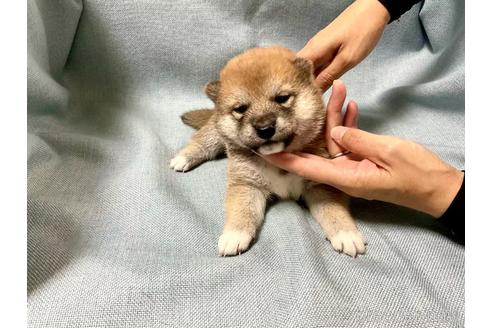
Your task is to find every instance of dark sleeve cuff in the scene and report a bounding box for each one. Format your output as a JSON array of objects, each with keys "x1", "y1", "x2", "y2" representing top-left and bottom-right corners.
[
  {"x1": 377, "y1": 0, "x2": 422, "y2": 23},
  {"x1": 437, "y1": 171, "x2": 465, "y2": 245}
]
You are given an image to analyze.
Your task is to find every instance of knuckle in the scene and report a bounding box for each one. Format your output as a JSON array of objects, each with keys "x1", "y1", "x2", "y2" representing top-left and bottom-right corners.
[
  {"x1": 339, "y1": 52, "x2": 356, "y2": 68},
  {"x1": 379, "y1": 145, "x2": 393, "y2": 159},
  {"x1": 317, "y1": 72, "x2": 335, "y2": 88},
  {"x1": 380, "y1": 139, "x2": 404, "y2": 159},
  {"x1": 338, "y1": 54, "x2": 350, "y2": 67}
]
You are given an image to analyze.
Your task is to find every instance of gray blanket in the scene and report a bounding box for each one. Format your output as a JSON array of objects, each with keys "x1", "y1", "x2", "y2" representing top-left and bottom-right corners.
[{"x1": 27, "y1": 0, "x2": 464, "y2": 327}]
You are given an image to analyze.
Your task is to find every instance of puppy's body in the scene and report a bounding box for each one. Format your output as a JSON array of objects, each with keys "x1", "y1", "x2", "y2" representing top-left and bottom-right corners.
[{"x1": 170, "y1": 47, "x2": 366, "y2": 257}]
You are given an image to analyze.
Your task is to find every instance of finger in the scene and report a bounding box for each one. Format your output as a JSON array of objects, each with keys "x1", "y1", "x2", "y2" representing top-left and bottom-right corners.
[
  {"x1": 297, "y1": 46, "x2": 318, "y2": 64},
  {"x1": 296, "y1": 152, "x2": 362, "y2": 171},
  {"x1": 315, "y1": 52, "x2": 353, "y2": 92},
  {"x1": 294, "y1": 152, "x2": 323, "y2": 160},
  {"x1": 326, "y1": 80, "x2": 347, "y2": 156},
  {"x1": 262, "y1": 152, "x2": 351, "y2": 188},
  {"x1": 343, "y1": 100, "x2": 359, "y2": 128},
  {"x1": 331, "y1": 127, "x2": 394, "y2": 167},
  {"x1": 297, "y1": 41, "x2": 338, "y2": 76}
]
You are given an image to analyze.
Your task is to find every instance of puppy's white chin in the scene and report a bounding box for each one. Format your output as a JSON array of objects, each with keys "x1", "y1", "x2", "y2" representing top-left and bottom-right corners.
[{"x1": 258, "y1": 142, "x2": 285, "y2": 155}]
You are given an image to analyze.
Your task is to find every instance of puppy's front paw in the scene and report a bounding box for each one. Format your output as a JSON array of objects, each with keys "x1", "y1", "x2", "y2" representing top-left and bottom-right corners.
[
  {"x1": 169, "y1": 154, "x2": 194, "y2": 172},
  {"x1": 218, "y1": 230, "x2": 253, "y2": 256},
  {"x1": 329, "y1": 230, "x2": 366, "y2": 257}
]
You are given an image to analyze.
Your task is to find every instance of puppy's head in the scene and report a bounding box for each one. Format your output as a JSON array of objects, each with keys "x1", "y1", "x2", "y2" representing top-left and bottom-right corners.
[{"x1": 207, "y1": 47, "x2": 325, "y2": 155}]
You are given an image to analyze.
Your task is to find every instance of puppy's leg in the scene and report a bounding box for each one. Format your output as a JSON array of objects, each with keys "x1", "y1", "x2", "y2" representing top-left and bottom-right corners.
[
  {"x1": 303, "y1": 185, "x2": 366, "y2": 257},
  {"x1": 218, "y1": 184, "x2": 267, "y2": 256},
  {"x1": 170, "y1": 119, "x2": 224, "y2": 172}
]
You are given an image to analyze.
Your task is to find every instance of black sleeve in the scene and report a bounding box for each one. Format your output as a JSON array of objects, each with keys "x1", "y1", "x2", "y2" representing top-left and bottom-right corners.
[
  {"x1": 437, "y1": 171, "x2": 465, "y2": 245},
  {"x1": 377, "y1": 0, "x2": 422, "y2": 23}
]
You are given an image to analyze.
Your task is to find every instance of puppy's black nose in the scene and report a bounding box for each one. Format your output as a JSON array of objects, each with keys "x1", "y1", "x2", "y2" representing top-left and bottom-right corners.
[{"x1": 255, "y1": 126, "x2": 276, "y2": 140}]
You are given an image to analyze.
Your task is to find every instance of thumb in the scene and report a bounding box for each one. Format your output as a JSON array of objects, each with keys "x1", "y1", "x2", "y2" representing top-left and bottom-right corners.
[{"x1": 331, "y1": 126, "x2": 393, "y2": 166}]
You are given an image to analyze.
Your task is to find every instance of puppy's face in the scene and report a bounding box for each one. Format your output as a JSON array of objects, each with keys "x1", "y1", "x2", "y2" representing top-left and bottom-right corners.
[{"x1": 207, "y1": 47, "x2": 325, "y2": 155}]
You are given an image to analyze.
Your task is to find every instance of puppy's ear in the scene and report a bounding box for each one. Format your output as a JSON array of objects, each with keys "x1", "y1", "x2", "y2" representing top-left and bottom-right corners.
[
  {"x1": 293, "y1": 57, "x2": 314, "y2": 81},
  {"x1": 204, "y1": 81, "x2": 220, "y2": 102}
]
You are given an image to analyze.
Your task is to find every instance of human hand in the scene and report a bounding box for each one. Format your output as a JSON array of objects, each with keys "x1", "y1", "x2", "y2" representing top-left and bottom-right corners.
[
  {"x1": 264, "y1": 82, "x2": 464, "y2": 218},
  {"x1": 298, "y1": 0, "x2": 390, "y2": 92},
  {"x1": 325, "y1": 80, "x2": 358, "y2": 156}
]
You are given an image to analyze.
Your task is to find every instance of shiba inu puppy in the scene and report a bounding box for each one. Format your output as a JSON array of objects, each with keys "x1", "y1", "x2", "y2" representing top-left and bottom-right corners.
[{"x1": 170, "y1": 47, "x2": 366, "y2": 257}]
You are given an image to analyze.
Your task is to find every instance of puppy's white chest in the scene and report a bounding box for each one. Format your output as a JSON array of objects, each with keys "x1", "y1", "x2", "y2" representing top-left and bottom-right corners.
[{"x1": 261, "y1": 164, "x2": 305, "y2": 200}]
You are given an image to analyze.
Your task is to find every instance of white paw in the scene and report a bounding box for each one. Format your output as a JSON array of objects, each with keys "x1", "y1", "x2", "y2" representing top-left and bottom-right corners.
[
  {"x1": 169, "y1": 155, "x2": 193, "y2": 172},
  {"x1": 218, "y1": 230, "x2": 253, "y2": 256},
  {"x1": 329, "y1": 230, "x2": 366, "y2": 257}
]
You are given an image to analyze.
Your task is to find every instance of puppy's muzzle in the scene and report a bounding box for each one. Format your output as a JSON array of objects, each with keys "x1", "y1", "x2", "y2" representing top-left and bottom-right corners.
[{"x1": 253, "y1": 114, "x2": 276, "y2": 140}]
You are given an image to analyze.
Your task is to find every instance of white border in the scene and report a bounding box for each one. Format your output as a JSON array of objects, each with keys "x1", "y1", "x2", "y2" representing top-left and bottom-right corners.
[
  {"x1": 0, "y1": 0, "x2": 27, "y2": 327},
  {"x1": 4, "y1": 0, "x2": 486, "y2": 327},
  {"x1": 465, "y1": 1, "x2": 491, "y2": 327}
]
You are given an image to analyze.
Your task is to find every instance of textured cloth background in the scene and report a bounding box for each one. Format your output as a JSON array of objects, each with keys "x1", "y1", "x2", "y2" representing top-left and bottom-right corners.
[{"x1": 27, "y1": 0, "x2": 464, "y2": 327}]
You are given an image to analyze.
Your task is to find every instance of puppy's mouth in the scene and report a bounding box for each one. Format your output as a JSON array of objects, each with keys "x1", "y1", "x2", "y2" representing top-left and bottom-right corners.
[{"x1": 256, "y1": 134, "x2": 294, "y2": 155}]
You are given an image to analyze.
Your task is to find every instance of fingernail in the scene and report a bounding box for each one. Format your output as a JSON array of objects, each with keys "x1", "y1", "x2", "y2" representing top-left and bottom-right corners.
[{"x1": 331, "y1": 126, "x2": 348, "y2": 142}]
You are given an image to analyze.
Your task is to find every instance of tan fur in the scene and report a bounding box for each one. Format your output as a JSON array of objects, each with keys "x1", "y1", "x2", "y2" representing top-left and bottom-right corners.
[
  {"x1": 181, "y1": 108, "x2": 215, "y2": 129},
  {"x1": 171, "y1": 47, "x2": 366, "y2": 257}
]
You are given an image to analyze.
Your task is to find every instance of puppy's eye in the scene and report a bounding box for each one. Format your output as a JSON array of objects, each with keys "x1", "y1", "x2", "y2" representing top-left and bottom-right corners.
[
  {"x1": 233, "y1": 105, "x2": 248, "y2": 114},
  {"x1": 274, "y1": 94, "x2": 291, "y2": 104}
]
